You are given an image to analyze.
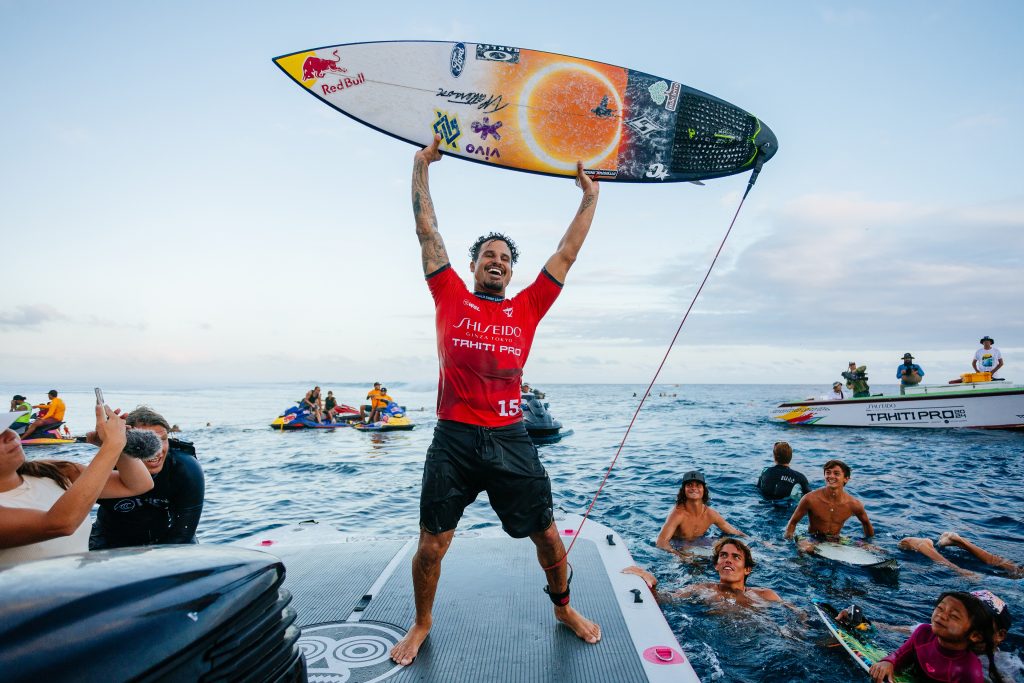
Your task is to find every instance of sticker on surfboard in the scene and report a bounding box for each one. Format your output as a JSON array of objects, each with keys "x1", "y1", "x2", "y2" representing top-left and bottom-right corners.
[
  {"x1": 272, "y1": 40, "x2": 778, "y2": 183},
  {"x1": 813, "y1": 601, "x2": 914, "y2": 682}
]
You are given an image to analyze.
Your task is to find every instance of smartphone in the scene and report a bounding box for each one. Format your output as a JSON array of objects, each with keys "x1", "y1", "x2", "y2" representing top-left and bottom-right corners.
[{"x1": 94, "y1": 387, "x2": 105, "y2": 406}]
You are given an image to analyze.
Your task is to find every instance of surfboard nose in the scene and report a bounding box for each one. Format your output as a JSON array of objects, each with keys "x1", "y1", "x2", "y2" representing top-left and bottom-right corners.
[{"x1": 757, "y1": 120, "x2": 779, "y2": 164}]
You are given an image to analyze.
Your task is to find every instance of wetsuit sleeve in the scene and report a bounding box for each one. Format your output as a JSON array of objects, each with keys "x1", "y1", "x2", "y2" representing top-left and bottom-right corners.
[
  {"x1": 797, "y1": 471, "x2": 811, "y2": 495},
  {"x1": 882, "y1": 623, "x2": 925, "y2": 671},
  {"x1": 164, "y1": 453, "x2": 205, "y2": 544},
  {"x1": 756, "y1": 467, "x2": 768, "y2": 494}
]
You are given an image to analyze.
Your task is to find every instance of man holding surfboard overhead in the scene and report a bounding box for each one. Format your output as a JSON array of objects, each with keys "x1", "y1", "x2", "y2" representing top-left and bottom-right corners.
[
  {"x1": 783, "y1": 459, "x2": 875, "y2": 552},
  {"x1": 390, "y1": 133, "x2": 601, "y2": 666}
]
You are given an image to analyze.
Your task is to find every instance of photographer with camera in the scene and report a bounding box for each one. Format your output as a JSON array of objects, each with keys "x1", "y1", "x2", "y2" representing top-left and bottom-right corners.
[
  {"x1": 88, "y1": 406, "x2": 206, "y2": 550},
  {"x1": 841, "y1": 361, "x2": 870, "y2": 398},
  {"x1": 0, "y1": 404, "x2": 154, "y2": 563}
]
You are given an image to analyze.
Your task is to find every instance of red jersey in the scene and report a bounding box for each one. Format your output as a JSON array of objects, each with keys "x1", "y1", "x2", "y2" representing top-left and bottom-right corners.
[{"x1": 427, "y1": 265, "x2": 561, "y2": 427}]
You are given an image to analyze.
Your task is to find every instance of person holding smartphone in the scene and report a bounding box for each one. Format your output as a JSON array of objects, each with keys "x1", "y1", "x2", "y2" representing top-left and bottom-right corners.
[{"x1": 0, "y1": 403, "x2": 153, "y2": 563}]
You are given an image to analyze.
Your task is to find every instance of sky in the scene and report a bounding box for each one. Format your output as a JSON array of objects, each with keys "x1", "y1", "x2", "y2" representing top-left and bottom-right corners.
[{"x1": 2, "y1": 1, "x2": 1022, "y2": 389}]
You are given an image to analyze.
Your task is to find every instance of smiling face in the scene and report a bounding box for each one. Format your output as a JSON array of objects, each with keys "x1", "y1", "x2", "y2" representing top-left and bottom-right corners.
[
  {"x1": 471, "y1": 239, "x2": 513, "y2": 295},
  {"x1": 823, "y1": 464, "x2": 849, "y2": 490},
  {"x1": 931, "y1": 596, "x2": 975, "y2": 647},
  {"x1": 684, "y1": 481, "x2": 705, "y2": 500},
  {"x1": 715, "y1": 542, "x2": 752, "y2": 586},
  {"x1": 132, "y1": 424, "x2": 170, "y2": 475}
]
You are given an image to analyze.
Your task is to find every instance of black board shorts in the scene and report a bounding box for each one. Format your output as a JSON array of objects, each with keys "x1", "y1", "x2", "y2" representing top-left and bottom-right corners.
[{"x1": 420, "y1": 419, "x2": 553, "y2": 538}]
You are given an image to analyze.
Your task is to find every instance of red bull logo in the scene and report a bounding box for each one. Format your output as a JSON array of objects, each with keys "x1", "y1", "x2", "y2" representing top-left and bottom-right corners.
[{"x1": 302, "y1": 49, "x2": 348, "y2": 81}]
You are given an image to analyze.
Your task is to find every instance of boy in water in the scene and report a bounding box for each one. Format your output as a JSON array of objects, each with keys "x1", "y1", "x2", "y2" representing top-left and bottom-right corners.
[
  {"x1": 656, "y1": 471, "x2": 744, "y2": 559},
  {"x1": 757, "y1": 441, "x2": 811, "y2": 502},
  {"x1": 783, "y1": 459, "x2": 874, "y2": 552}
]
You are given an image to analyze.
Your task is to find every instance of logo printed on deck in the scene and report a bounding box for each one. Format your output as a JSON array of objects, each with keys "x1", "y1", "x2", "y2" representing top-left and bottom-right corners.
[
  {"x1": 645, "y1": 163, "x2": 669, "y2": 180},
  {"x1": 302, "y1": 49, "x2": 348, "y2": 81},
  {"x1": 664, "y1": 82, "x2": 682, "y2": 112},
  {"x1": 433, "y1": 110, "x2": 462, "y2": 150},
  {"x1": 475, "y1": 44, "x2": 520, "y2": 63},
  {"x1": 648, "y1": 80, "x2": 669, "y2": 105},
  {"x1": 471, "y1": 117, "x2": 502, "y2": 140},
  {"x1": 320, "y1": 72, "x2": 365, "y2": 95},
  {"x1": 625, "y1": 115, "x2": 665, "y2": 138},
  {"x1": 591, "y1": 95, "x2": 616, "y2": 118},
  {"x1": 436, "y1": 88, "x2": 509, "y2": 113},
  {"x1": 466, "y1": 143, "x2": 500, "y2": 160},
  {"x1": 450, "y1": 42, "x2": 467, "y2": 78}
]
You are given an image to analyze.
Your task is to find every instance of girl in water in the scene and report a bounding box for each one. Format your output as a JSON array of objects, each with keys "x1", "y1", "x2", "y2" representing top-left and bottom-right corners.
[{"x1": 869, "y1": 591, "x2": 1002, "y2": 683}]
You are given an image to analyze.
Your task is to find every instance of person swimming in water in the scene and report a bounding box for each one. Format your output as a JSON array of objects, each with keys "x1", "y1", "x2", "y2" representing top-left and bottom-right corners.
[
  {"x1": 784, "y1": 459, "x2": 874, "y2": 552},
  {"x1": 898, "y1": 531, "x2": 1023, "y2": 580},
  {"x1": 656, "y1": 471, "x2": 744, "y2": 559},
  {"x1": 626, "y1": 537, "x2": 784, "y2": 609}
]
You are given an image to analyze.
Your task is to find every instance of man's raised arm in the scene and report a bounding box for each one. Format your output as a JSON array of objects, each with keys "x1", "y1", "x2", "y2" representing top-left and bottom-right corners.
[
  {"x1": 413, "y1": 134, "x2": 450, "y2": 276},
  {"x1": 544, "y1": 161, "x2": 600, "y2": 283}
]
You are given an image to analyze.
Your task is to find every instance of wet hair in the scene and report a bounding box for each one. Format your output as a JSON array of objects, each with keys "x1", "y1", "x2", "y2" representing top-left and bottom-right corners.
[
  {"x1": 823, "y1": 459, "x2": 851, "y2": 478},
  {"x1": 469, "y1": 232, "x2": 520, "y2": 266},
  {"x1": 125, "y1": 406, "x2": 171, "y2": 432},
  {"x1": 937, "y1": 591, "x2": 1002, "y2": 683},
  {"x1": 676, "y1": 479, "x2": 709, "y2": 505},
  {"x1": 17, "y1": 460, "x2": 75, "y2": 491},
  {"x1": 713, "y1": 537, "x2": 755, "y2": 571},
  {"x1": 773, "y1": 441, "x2": 793, "y2": 465}
]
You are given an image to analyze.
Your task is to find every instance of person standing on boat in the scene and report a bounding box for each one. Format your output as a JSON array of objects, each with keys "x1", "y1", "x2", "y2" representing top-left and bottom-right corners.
[
  {"x1": 973, "y1": 337, "x2": 1004, "y2": 378},
  {"x1": 897, "y1": 353, "x2": 925, "y2": 395},
  {"x1": 389, "y1": 133, "x2": 601, "y2": 666},
  {"x1": 842, "y1": 361, "x2": 870, "y2": 398},
  {"x1": 783, "y1": 459, "x2": 875, "y2": 551},
  {"x1": 9, "y1": 395, "x2": 32, "y2": 436}
]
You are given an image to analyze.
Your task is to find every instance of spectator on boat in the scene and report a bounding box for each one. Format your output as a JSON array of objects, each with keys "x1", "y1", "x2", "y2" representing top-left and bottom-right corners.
[
  {"x1": 389, "y1": 134, "x2": 601, "y2": 666},
  {"x1": 323, "y1": 390, "x2": 338, "y2": 423},
  {"x1": 757, "y1": 441, "x2": 811, "y2": 502},
  {"x1": 829, "y1": 382, "x2": 845, "y2": 400},
  {"x1": 0, "y1": 405, "x2": 153, "y2": 563},
  {"x1": 625, "y1": 538, "x2": 784, "y2": 608},
  {"x1": 784, "y1": 459, "x2": 874, "y2": 551},
  {"x1": 897, "y1": 353, "x2": 925, "y2": 395},
  {"x1": 21, "y1": 389, "x2": 66, "y2": 440},
  {"x1": 974, "y1": 337, "x2": 1004, "y2": 378},
  {"x1": 368, "y1": 387, "x2": 395, "y2": 423},
  {"x1": 301, "y1": 386, "x2": 324, "y2": 422},
  {"x1": 657, "y1": 471, "x2": 745, "y2": 559},
  {"x1": 843, "y1": 361, "x2": 870, "y2": 397},
  {"x1": 360, "y1": 382, "x2": 383, "y2": 422},
  {"x1": 89, "y1": 406, "x2": 205, "y2": 550},
  {"x1": 9, "y1": 395, "x2": 32, "y2": 435},
  {"x1": 897, "y1": 532, "x2": 1023, "y2": 580},
  {"x1": 869, "y1": 591, "x2": 996, "y2": 683}
]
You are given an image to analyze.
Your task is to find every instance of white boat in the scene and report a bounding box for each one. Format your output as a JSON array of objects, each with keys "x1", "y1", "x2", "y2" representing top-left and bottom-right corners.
[{"x1": 772, "y1": 381, "x2": 1024, "y2": 429}]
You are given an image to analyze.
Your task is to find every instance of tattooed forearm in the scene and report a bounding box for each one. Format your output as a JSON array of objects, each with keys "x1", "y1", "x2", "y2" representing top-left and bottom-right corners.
[
  {"x1": 418, "y1": 231, "x2": 447, "y2": 271},
  {"x1": 577, "y1": 193, "x2": 597, "y2": 216},
  {"x1": 412, "y1": 155, "x2": 447, "y2": 272}
]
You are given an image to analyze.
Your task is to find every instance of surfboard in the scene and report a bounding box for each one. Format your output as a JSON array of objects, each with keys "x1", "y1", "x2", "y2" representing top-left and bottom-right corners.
[
  {"x1": 809, "y1": 537, "x2": 898, "y2": 570},
  {"x1": 812, "y1": 601, "x2": 915, "y2": 682},
  {"x1": 272, "y1": 41, "x2": 777, "y2": 183}
]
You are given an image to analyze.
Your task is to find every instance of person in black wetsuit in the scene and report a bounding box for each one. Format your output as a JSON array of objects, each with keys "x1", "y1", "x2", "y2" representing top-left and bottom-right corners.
[
  {"x1": 756, "y1": 441, "x2": 811, "y2": 501},
  {"x1": 88, "y1": 406, "x2": 205, "y2": 549}
]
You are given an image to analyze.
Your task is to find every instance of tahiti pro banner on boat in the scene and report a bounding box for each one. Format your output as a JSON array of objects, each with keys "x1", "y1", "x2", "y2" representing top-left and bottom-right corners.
[{"x1": 273, "y1": 40, "x2": 777, "y2": 183}]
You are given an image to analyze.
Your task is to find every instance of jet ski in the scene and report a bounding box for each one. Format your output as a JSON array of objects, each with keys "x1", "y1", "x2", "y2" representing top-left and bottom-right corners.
[
  {"x1": 352, "y1": 402, "x2": 415, "y2": 432},
  {"x1": 270, "y1": 403, "x2": 360, "y2": 430},
  {"x1": 16, "y1": 420, "x2": 76, "y2": 446},
  {"x1": 522, "y1": 391, "x2": 572, "y2": 444}
]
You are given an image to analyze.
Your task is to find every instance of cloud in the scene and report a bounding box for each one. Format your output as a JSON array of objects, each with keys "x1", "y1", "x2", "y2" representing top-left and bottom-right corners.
[{"x1": 0, "y1": 305, "x2": 68, "y2": 328}]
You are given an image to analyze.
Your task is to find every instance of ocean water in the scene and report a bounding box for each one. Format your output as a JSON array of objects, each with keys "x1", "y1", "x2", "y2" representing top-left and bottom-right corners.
[{"x1": 6, "y1": 382, "x2": 1023, "y2": 682}]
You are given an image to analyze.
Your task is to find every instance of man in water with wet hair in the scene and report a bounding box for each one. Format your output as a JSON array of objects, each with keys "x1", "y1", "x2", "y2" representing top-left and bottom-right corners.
[
  {"x1": 784, "y1": 459, "x2": 874, "y2": 552},
  {"x1": 757, "y1": 441, "x2": 811, "y2": 502},
  {"x1": 390, "y1": 134, "x2": 601, "y2": 666},
  {"x1": 625, "y1": 537, "x2": 784, "y2": 608}
]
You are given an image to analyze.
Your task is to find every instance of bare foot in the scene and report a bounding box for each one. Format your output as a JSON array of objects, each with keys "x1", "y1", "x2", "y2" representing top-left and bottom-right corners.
[
  {"x1": 554, "y1": 605, "x2": 601, "y2": 644},
  {"x1": 390, "y1": 622, "x2": 430, "y2": 666},
  {"x1": 937, "y1": 532, "x2": 962, "y2": 548}
]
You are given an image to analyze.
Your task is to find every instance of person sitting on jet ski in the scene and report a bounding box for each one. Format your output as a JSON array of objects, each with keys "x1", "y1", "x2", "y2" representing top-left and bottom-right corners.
[
  {"x1": 21, "y1": 390, "x2": 66, "y2": 440},
  {"x1": 368, "y1": 388, "x2": 395, "y2": 423}
]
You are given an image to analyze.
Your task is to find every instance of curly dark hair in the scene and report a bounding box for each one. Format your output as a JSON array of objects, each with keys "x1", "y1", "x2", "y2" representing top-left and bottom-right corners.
[{"x1": 469, "y1": 232, "x2": 519, "y2": 266}]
